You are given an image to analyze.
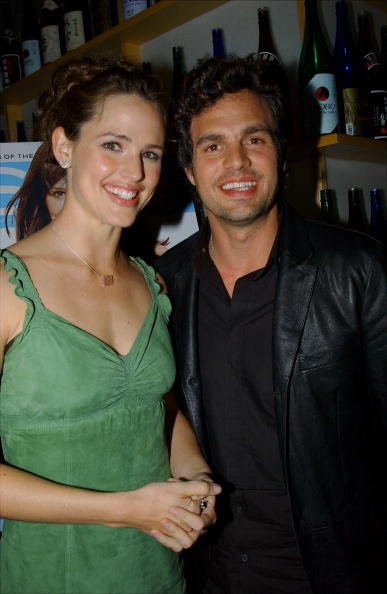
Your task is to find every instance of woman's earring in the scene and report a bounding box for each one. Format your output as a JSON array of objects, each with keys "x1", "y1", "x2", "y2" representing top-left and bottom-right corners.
[{"x1": 60, "y1": 160, "x2": 70, "y2": 169}]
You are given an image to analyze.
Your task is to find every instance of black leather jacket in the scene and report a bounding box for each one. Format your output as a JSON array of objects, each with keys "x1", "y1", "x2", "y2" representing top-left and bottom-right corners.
[{"x1": 157, "y1": 201, "x2": 387, "y2": 594}]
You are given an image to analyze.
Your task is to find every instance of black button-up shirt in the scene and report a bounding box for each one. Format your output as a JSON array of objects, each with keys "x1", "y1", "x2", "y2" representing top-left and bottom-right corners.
[{"x1": 195, "y1": 239, "x2": 311, "y2": 594}]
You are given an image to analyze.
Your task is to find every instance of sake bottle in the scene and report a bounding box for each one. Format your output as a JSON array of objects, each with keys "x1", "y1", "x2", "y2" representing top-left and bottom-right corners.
[
  {"x1": 40, "y1": 0, "x2": 66, "y2": 65},
  {"x1": 299, "y1": 0, "x2": 338, "y2": 136},
  {"x1": 334, "y1": 0, "x2": 368, "y2": 136},
  {"x1": 0, "y1": 0, "x2": 23, "y2": 87},
  {"x1": 21, "y1": 0, "x2": 42, "y2": 77},
  {"x1": 357, "y1": 11, "x2": 387, "y2": 141},
  {"x1": 63, "y1": 0, "x2": 92, "y2": 52}
]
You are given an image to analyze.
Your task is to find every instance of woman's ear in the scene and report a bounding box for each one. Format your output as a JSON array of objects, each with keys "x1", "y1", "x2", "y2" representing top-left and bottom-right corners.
[{"x1": 52, "y1": 127, "x2": 72, "y2": 168}]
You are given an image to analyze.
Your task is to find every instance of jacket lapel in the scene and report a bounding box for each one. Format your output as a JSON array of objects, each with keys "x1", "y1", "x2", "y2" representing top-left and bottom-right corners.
[{"x1": 273, "y1": 203, "x2": 318, "y2": 457}]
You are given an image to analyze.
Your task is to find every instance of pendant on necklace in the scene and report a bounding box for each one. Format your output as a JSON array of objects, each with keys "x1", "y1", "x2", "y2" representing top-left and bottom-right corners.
[{"x1": 101, "y1": 275, "x2": 114, "y2": 287}]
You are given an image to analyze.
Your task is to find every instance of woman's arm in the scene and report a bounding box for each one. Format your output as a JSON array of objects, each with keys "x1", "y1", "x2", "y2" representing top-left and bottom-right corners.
[{"x1": 164, "y1": 392, "x2": 220, "y2": 536}]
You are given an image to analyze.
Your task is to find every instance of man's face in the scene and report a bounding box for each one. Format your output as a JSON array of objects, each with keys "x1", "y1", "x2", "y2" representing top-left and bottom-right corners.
[{"x1": 185, "y1": 90, "x2": 279, "y2": 228}]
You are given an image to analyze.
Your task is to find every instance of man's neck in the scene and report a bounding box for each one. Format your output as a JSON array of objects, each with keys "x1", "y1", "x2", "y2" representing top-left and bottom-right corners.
[{"x1": 208, "y1": 205, "x2": 279, "y2": 297}]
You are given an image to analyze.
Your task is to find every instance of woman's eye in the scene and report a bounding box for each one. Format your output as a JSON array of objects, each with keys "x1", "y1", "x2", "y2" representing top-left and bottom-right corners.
[
  {"x1": 52, "y1": 190, "x2": 66, "y2": 198},
  {"x1": 142, "y1": 151, "x2": 160, "y2": 161},
  {"x1": 103, "y1": 141, "x2": 121, "y2": 152}
]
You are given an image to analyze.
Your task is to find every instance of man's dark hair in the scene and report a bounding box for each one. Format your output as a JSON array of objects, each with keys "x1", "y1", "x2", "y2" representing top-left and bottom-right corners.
[{"x1": 175, "y1": 54, "x2": 287, "y2": 179}]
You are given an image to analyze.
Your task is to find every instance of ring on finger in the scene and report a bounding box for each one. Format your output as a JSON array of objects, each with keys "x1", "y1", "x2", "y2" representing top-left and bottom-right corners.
[{"x1": 199, "y1": 498, "x2": 208, "y2": 513}]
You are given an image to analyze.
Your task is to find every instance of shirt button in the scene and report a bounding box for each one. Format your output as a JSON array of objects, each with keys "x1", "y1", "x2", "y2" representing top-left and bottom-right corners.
[
  {"x1": 241, "y1": 553, "x2": 248, "y2": 562},
  {"x1": 188, "y1": 377, "x2": 198, "y2": 386}
]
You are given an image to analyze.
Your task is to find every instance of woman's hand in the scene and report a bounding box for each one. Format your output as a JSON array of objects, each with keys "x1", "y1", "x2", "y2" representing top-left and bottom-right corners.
[{"x1": 112, "y1": 479, "x2": 221, "y2": 552}]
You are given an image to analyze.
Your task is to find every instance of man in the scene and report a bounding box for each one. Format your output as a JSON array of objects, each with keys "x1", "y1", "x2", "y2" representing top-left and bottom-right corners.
[{"x1": 157, "y1": 55, "x2": 387, "y2": 594}]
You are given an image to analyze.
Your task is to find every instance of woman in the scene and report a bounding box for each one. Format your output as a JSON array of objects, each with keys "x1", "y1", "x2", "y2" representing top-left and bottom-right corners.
[{"x1": 0, "y1": 55, "x2": 220, "y2": 594}]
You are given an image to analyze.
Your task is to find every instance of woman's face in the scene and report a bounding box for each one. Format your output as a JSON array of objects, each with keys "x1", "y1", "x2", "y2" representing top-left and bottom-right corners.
[
  {"x1": 63, "y1": 93, "x2": 165, "y2": 229},
  {"x1": 45, "y1": 177, "x2": 66, "y2": 220}
]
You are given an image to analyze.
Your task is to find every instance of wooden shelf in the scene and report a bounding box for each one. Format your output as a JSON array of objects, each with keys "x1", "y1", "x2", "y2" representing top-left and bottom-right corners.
[
  {"x1": 289, "y1": 134, "x2": 387, "y2": 163},
  {"x1": 1, "y1": 0, "x2": 229, "y2": 138}
]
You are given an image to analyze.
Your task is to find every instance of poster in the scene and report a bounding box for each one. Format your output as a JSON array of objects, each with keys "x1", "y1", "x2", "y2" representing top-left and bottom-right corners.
[{"x1": 0, "y1": 142, "x2": 42, "y2": 248}]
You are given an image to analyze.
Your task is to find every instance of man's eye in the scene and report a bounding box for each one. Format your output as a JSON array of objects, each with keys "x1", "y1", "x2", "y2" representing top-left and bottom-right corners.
[
  {"x1": 206, "y1": 144, "x2": 219, "y2": 152},
  {"x1": 103, "y1": 141, "x2": 121, "y2": 151},
  {"x1": 250, "y1": 136, "x2": 264, "y2": 145}
]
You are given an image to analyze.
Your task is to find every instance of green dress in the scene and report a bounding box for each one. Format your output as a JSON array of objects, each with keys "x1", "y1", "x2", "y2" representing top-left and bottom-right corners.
[{"x1": 0, "y1": 249, "x2": 185, "y2": 594}]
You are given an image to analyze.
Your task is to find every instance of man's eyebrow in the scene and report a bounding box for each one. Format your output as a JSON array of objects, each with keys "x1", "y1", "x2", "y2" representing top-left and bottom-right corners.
[{"x1": 195, "y1": 125, "x2": 274, "y2": 148}]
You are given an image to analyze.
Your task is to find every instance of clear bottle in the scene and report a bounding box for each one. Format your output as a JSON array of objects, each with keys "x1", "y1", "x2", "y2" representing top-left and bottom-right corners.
[
  {"x1": 0, "y1": 0, "x2": 23, "y2": 87},
  {"x1": 40, "y1": 0, "x2": 66, "y2": 65},
  {"x1": 334, "y1": 0, "x2": 368, "y2": 137},
  {"x1": 347, "y1": 187, "x2": 366, "y2": 232},
  {"x1": 212, "y1": 28, "x2": 225, "y2": 58},
  {"x1": 358, "y1": 11, "x2": 387, "y2": 141},
  {"x1": 299, "y1": 0, "x2": 338, "y2": 136},
  {"x1": 320, "y1": 188, "x2": 337, "y2": 224},
  {"x1": 21, "y1": 0, "x2": 42, "y2": 77},
  {"x1": 369, "y1": 188, "x2": 386, "y2": 243},
  {"x1": 257, "y1": 6, "x2": 292, "y2": 142},
  {"x1": 63, "y1": 0, "x2": 92, "y2": 52}
]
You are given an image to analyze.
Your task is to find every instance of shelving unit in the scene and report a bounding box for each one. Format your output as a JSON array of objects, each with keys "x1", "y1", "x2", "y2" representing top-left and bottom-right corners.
[{"x1": 0, "y1": 0, "x2": 228, "y2": 140}]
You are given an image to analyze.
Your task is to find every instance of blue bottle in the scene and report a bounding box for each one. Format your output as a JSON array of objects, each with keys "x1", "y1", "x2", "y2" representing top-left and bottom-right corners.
[{"x1": 369, "y1": 188, "x2": 387, "y2": 243}]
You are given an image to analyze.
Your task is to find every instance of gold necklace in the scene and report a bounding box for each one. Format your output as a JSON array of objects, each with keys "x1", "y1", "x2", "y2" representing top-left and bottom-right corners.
[{"x1": 50, "y1": 225, "x2": 120, "y2": 287}]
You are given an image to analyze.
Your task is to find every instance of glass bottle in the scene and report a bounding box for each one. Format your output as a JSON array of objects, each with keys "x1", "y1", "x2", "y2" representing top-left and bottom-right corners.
[
  {"x1": 369, "y1": 188, "x2": 386, "y2": 243},
  {"x1": 63, "y1": 0, "x2": 92, "y2": 52},
  {"x1": 334, "y1": 0, "x2": 368, "y2": 137},
  {"x1": 257, "y1": 6, "x2": 292, "y2": 142},
  {"x1": 21, "y1": 0, "x2": 42, "y2": 77},
  {"x1": 172, "y1": 45, "x2": 185, "y2": 103},
  {"x1": 299, "y1": 0, "x2": 338, "y2": 136},
  {"x1": 40, "y1": 0, "x2": 66, "y2": 65},
  {"x1": 0, "y1": 0, "x2": 23, "y2": 87},
  {"x1": 320, "y1": 188, "x2": 337, "y2": 224},
  {"x1": 381, "y1": 26, "x2": 387, "y2": 72},
  {"x1": 212, "y1": 28, "x2": 225, "y2": 58},
  {"x1": 358, "y1": 11, "x2": 387, "y2": 141},
  {"x1": 123, "y1": 0, "x2": 147, "y2": 20},
  {"x1": 347, "y1": 187, "x2": 366, "y2": 232},
  {"x1": 92, "y1": 0, "x2": 114, "y2": 35},
  {"x1": 17, "y1": 120, "x2": 27, "y2": 142}
]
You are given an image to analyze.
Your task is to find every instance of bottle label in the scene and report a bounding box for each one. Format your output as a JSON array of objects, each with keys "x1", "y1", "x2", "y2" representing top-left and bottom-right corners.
[
  {"x1": 41, "y1": 25, "x2": 61, "y2": 64},
  {"x1": 123, "y1": 0, "x2": 148, "y2": 19},
  {"x1": 257, "y1": 51, "x2": 281, "y2": 65},
  {"x1": 0, "y1": 54, "x2": 22, "y2": 87},
  {"x1": 42, "y1": 0, "x2": 60, "y2": 9},
  {"x1": 342, "y1": 88, "x2": 368, "y2": 136},
  {"x1": 362, "y1": 51, "x2": 380, "y2": 71},
  {"x1": 64, "y1": 11, "x2": 85, "y2": 51},
  {"x1": 22, "y1": 40, "x2": 41, "y2": 76},
  {"x1": 369, "y1": 89, "x2": 387, "y2": 139},
  {"x1": 302, "y1": 73, "x2": 338, "y2": 135}
]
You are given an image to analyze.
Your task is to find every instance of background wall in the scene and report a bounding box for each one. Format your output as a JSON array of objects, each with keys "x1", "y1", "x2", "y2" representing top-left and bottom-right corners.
[{"x1": 2, "y1": 0, "x2": 386, "y2": 230}]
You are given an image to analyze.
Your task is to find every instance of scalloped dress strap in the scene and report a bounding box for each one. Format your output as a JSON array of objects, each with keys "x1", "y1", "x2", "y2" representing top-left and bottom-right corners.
[
  {"x1": 131, "y1": 256, "x2": 172, "y2": 321},
  {"x1": 0, "y1": 249, "x2": 45, "y2": 332}
]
